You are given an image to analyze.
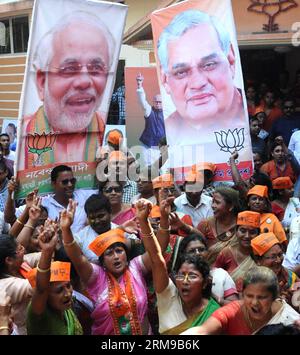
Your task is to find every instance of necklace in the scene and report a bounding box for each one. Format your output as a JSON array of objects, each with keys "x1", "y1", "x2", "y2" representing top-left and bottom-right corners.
[
  {"x1": 242, "y1": 304, "x2": 271, "y2": 333},
  {"x1": 215, "y1": 218, "x2": 234, "y2": 240}
]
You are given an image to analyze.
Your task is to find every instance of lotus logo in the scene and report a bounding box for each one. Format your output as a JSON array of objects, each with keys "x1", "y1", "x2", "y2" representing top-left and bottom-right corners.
[
  {"x1": 27, "y1": 132, "x2": 56, "y2": 165},
  {"x1": 214, "y1": 128, "x2": 245, "y2": 154},
  {"x1": 247, "y1": 0, "x2": 298, "y2": 32}
]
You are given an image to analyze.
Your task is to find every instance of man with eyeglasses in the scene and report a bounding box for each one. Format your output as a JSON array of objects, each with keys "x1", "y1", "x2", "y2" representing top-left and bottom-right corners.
[
  {"x1": 12, "y1": 165, "x2": 95, "y2": 233},
  {"x1": 20, "y1": 11, "x2": 115, "y2": 169}
]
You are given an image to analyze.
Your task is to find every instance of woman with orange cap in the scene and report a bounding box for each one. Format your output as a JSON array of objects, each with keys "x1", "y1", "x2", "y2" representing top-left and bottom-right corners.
[
  {"x1": 271, "y1": 177, "x2": 294, "y2": 221},
  {"x1": 247, "y1": 185, "x2": 287, "y2": 245},
  {"x1": 214, "y1": 211, "x2": 260, "y2": 293},
  {"x1": 197, "y1": 187, "x2": 241, "y2": 264},
  {"x1": 59, "y1": 199, "x2": 171, "y2": 335},
  {"x1": 26, "y1": 223, "x2": 82, "y2": 335},
  {"x1": 251, "y1": 232, "x2": 300, "y2": 306},
  {"x1": 271, "y1": 177, "x2": 300, "y2": 231},
  {"x1": 181, "y1": 266, "x2": 300, "y2": 335}
]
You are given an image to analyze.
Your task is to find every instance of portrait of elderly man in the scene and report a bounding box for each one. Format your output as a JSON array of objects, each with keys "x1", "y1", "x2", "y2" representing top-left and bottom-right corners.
[
  {"x1": 157, "y1": 9, "x2": 245, "y2": 148},
  {"x1": 20, "y1": 11, "x2": 115, "y2": 169}
]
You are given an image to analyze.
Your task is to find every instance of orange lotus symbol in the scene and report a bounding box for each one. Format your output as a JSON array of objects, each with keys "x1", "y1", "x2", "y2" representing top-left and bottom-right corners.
[
  {"x1": 248, "y1": 0, "x2": 298, "y2": 32},
  {"x1": 27, "y1": 132, "x2": 56, "y2": 156}
]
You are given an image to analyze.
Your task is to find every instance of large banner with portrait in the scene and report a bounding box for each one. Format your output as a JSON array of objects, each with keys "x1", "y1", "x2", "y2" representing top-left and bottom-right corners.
[
  {"x1": 151, "y1": 0, "x2": 253, "y2": 182},
  {"x1": 15, "y1": 0, "x2": 127, "y2": 198}
]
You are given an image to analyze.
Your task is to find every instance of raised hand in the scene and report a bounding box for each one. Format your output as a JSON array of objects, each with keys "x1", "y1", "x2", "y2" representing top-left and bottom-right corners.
[
  {"x1": 136, "y1": 72, "x2": 144, "y2": 88},
  {"x1": 59, "y1": 199, "x2": 77, "y2": 230},
  {"x1": 26, "y1": 189, "x2": 39, "y2": 209},
  {"x1": 135, "y1": 198, "x2": 152, "y2": 221},
  {"x1": 7, "y1": 176, "x2": 18, "y2": 196},
  {"x1": 230, "y1": 150, "x2": 239, "y2": 161},
  {"x1": 121, "y1": 217, "x2": 139, "y2": 234},
  {"x1": 28, "y1": 196, "x2": 42, "y2": 222},
  {"x1": 169, "y1": 212, "x2": 184, "y2": 231},
  {"x1": 159, "y1": 195, "x2": 174, "y2": 219},
  {"x1": 38, "y1": 223, "x2": 58, "y2": 252}
]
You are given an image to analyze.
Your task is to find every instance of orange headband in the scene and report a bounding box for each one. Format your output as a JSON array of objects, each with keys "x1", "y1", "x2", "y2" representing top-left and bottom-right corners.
[
  {"x1": 107, "y1": 130, "x2": 122, "y2": 146},
  {"x1": 251, "y1": 232, "x2": 279, "y2": 256},
  {"x1": 192, "y1": 162, "x2": 216, "y2": 173},
  {"x1": 27, "y1": 261, "x2": 71, "y2": 288},
  {"x1": 247, "y1": 185, "x2": 268, "y2": 198},
  {"x1": 272, "y1": 177, "x2": 293, "y2": 190},
  {"x1": 184, "y1": 171, "x2": 204, "y2": 183},
  {"x1": 152, "y1": 174, "x2": 174, "y2": 189},
  {"x1": 149, "y1": 205, "x2": 161, "y2": 218},
  {"x1": 88, "y1": 228, "x2": 125, "y2": 257},
  {"x1": 237, "y1": 211, "x2": 261, "y2": 228}
]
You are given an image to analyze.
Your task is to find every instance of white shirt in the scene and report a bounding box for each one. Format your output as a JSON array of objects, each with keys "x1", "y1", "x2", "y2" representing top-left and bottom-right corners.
[
  {"x1": 210, "y1": 267, "x2": 237, "y2": 301},
  {"x1": 288, "y1": 130, "x2": 300, "y2": 164},
  {"x1": 5, "y1": 150, "x2": 15, "y2": 161},
  {"x1": 74, "y1": 222, "x2": 137, "y2": 263},
  {"x1": 283, "y1": 238, "x2": 300, "y2": 271},
  {"x1": 174, "y1": 193, "x2": 213, "y2": 226},
  {"x1": 16, "y1": 189, "x2": 96, "y2": 234},
  {"x1": 136, "y1": 87, "x2": 152, "y2": 118}
]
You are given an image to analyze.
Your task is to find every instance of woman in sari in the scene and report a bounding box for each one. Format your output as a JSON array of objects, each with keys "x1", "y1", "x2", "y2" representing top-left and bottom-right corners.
[
  {"x1": 247, "y1": 185, "x2": 287, "y2": 244},
  {"x1": 101, "y1": 180, "x2": 136, "y2": 225},
  {"x1": 174, "y1": 234, "x2": 238, "y2": 305},
  {"x1": 135, "y1": 198, "x2": 219, "y2": 335},
  {"x1": 260, "y1": 141, "x2": 299, "y2": 183},
  {"x1": 271, "y1": 177, "x2": 300, "y2": 232},
  {"x1": 214, "y1": 211, "x2": 260, "y2": 293},
  {"x1": 251, "y1": 232, "x2": 300, "y2": 306},
  {"x1": 60, "y1": 199, "x2": 170, "y2": 335},
  {"x1": 181, "y1": 266, "x2": 300, "y2": 335},
  {"x1": 197, "y1": 187, "x2": 241, "y2": 264},
  {"x1": 26, "y1": 223, "x2": 82, "y2": 335}
]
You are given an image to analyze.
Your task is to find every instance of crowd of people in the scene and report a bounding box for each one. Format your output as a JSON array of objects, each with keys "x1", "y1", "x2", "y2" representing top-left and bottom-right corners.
[{"x1": 1, "y1": 64, "x2": 300, "y2": 335}]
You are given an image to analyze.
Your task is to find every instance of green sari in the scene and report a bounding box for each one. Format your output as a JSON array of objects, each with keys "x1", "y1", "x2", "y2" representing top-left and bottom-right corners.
[{"x1": 162, "y1": 298, "x2": 220, "y2": 335}]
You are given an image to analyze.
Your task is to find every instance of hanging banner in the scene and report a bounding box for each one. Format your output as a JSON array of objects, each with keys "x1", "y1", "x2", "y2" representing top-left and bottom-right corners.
[
  {"x1": 15, "y1": 0, "x2": 127, "y2": 198},
  {"x1": 151, "y1": 0, "x2": 253, "y2": 182}
]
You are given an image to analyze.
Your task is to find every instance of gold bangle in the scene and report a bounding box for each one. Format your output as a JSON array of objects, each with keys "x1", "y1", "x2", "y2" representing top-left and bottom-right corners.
[
  {"x1": 0, "y1": 326, "x2": 9, "y2": 331},
  {"x1": 37, "y1": 264, "x2": 51, "y2": 273},
  {"x1": 24, "y1": 224, "x2": 35, "y2": 230},
  {"x1": 158, "y1": 224, "x2": 170, "y2": 232},
  {"x1": 63, "y1": 239, "x2": 76, "y2": 247},
  {"x1": 16, "y1": 218, "x2": 24, "y2": 226}
]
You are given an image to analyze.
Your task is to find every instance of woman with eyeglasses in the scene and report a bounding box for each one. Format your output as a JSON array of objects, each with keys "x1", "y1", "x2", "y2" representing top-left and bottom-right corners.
[
  {"x1": 197, "y1": 187, "x2": 241, "y2": 264},
  {"x1": 173, "y1": 234, "x2": 238, "y2": 306},
  {"x1": 214, "y1": 211, "x2": 260, "y2": 293},
  {"x1": 251, "y1": 232, "x2": 300, "y2": 306},
  {"x1": 135, "y1": 198, "x2": 220, "y2": 335},
  {"x1": 101, "y1": 180, "x2": 136, "y2": 225},
  {"x1": 181, "y1": 266, "x2": 300, "y2": 335}
]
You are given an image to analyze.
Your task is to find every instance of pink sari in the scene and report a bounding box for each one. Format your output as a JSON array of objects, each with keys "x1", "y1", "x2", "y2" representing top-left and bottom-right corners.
[
  {"x1": 86, "y1": 255, "x2": 150, "y2": 335},
  {"x1": 112, "y1": 207, "x2": 136, "y2": 225}
]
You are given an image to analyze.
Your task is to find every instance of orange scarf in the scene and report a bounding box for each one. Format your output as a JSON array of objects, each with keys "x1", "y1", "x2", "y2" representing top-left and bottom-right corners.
[{"x1": 107, "y1": 269, "x2": 142, "y2": 335}]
